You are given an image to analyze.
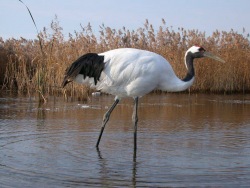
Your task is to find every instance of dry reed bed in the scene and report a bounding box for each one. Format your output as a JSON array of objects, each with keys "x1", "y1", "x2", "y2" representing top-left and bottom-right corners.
[{"x1": 0, "y1": 19, "x2": 250, "y2": 100}]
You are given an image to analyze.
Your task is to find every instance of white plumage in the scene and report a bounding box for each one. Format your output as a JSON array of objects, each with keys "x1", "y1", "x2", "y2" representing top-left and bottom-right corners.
[
  {"x1": 74, "y1": 48, "x2": 194, "y2": 98},
  {"x1": 62, "y1": 46, "x2": 225, "y2": 149}
]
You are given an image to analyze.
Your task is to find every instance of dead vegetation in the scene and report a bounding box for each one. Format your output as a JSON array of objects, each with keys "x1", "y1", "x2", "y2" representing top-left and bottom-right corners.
[{"x1": 1, "y1": 18, "x2": 250, "y2": 100}]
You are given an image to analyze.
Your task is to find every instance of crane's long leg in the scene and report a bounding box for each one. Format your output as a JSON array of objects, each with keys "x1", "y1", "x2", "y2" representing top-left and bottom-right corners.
[
  {"x1": 132, "y1": 97, "x2": 139, "y2": 152},
  {"x1": 96, "y1": 99, "x2": 120, "y2": 148}
]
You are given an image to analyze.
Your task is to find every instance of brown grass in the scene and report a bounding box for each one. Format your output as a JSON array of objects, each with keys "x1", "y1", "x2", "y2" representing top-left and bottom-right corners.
[{"x1": 1, "y1": 18, "x2": 250, "y2": 100}]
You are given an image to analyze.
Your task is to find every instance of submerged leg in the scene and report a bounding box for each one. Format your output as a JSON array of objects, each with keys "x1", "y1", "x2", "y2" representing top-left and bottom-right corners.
[
  {"x1": 132, "y1": 97, "x2": 139, "y2": 152},
  {"x1": 96, "y1": 98, "x2": 120, "y2": 148}
]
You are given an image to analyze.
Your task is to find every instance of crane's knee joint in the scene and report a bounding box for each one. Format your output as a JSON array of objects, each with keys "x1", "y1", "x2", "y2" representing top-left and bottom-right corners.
[{"x1": 103, "y1": 112, "x2": 110, "y2": 122}]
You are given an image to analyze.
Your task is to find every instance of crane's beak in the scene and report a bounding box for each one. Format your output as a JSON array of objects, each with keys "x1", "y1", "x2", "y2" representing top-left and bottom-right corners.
[{"x1": 203, "y1": 51, "x2": 225, "y2": 63}]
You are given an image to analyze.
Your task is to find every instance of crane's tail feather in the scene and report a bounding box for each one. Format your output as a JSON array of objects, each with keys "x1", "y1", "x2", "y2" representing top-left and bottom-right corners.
[{"x1": 62, "y1": 53, "x2": 105, "y2": 88}]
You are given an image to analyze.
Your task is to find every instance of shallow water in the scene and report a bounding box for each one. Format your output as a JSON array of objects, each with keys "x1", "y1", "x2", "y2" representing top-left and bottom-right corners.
[{"x1": 0, "y1": 92, "x2": 250, "y2": 187}]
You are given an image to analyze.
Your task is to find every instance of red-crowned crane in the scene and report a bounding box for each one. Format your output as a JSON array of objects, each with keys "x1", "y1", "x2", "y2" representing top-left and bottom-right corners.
[{"x1": 62, "y1": 46, "x2": 225, "y2": 149}]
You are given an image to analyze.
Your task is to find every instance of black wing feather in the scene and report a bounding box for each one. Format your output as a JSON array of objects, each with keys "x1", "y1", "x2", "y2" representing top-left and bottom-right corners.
[{"x1": 62, "y1": 53, "x2": 105, "y2": 87}]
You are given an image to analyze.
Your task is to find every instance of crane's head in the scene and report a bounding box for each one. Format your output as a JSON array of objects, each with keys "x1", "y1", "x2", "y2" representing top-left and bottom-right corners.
[{"x1": 186, "y1": 45, "x2": 225, "y2": 63}]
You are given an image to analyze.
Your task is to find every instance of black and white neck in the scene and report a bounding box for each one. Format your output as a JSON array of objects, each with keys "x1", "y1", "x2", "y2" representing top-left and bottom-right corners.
[
  {"x1": 165, "y1": 46, "x2": 205, "y2": 92},
  {"x1": 182, "y1": 46, "x2": 205, "y2": 82},
  {"x1": 183, "y1": 51, "x2": 195, "y2": 82}
]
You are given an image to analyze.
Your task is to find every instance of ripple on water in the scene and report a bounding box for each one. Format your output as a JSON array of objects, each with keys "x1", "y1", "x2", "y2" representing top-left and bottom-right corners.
[{"x1": 1, "y1": 94, "x2": 250, "y2": 187}]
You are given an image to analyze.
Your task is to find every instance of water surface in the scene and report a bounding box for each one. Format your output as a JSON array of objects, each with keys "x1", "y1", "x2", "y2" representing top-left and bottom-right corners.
[{"x1": 0, "y1": 92, "x2": 250, "y2": 187}]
